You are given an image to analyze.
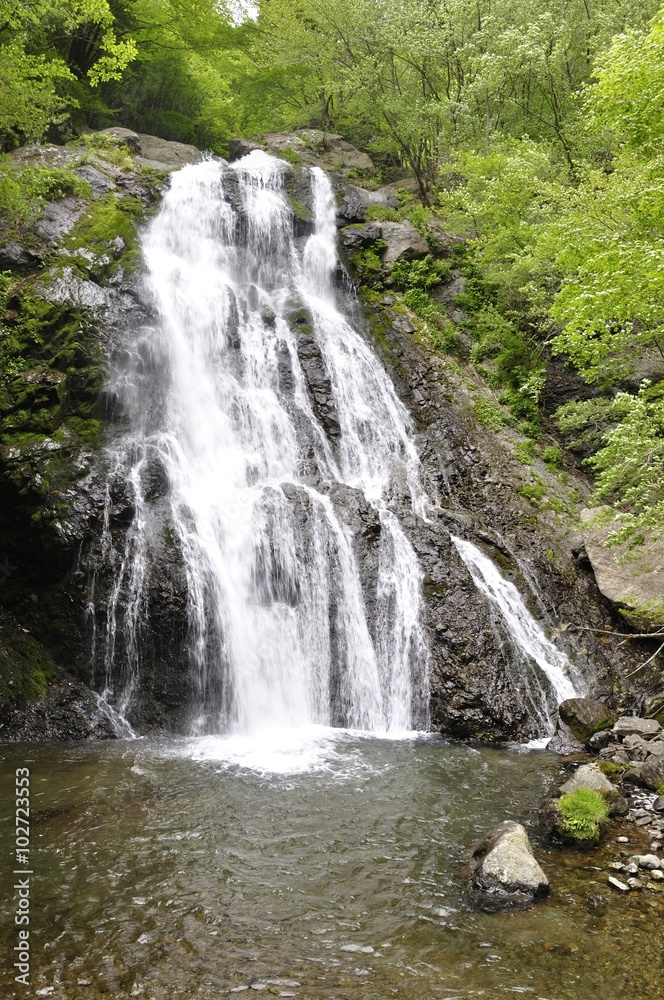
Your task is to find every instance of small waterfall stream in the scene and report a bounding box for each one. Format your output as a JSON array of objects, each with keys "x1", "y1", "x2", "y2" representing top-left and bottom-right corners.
[
  {"x1": 98, "y1": 152, "x2": 429, "y2": 736},
  {"x1": 451, "y1": 535, "x2": 580, "y2": 733}
]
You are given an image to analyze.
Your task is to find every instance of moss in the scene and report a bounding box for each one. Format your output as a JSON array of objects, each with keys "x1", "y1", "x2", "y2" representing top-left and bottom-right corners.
[
  {"x1": 58, "y1": 193, "x2": 143, "y2": 278},
  {"x1": 599, "y1": 761, "x2": 624, "y2": 778},
  {"x1": 519, "y1": 481, "x2": 546, "y2": 504},
  {"x1": 278, "y1": 146, "x2": 302, "y2": 166},
  {"x1": 555, "y1": 788, "x2": 610, "y2": 844},
  {"x1": 365, "y1": 204, "x2": 400, "y2": 222},
  {"x1": 0, "y1": 620, "x2": 59, "y2": 716},
  {"x1": 76, "y1": 133, "x2": 136, "y2": 171},
  {"x1": 513, "y1": 438, "x2": 535, "y2": 465},
  {"x1": 472, "y1": 396, "x2": 508, "y2": 430},
  {"x1": 542, "y1": 444, "x2": 564, "y2": 470}
]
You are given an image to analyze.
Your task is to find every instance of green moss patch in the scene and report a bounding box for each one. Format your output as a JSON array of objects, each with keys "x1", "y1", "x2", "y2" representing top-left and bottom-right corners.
[{"x1": 555, "y1": 788, "x2": 610, "y2": 844}]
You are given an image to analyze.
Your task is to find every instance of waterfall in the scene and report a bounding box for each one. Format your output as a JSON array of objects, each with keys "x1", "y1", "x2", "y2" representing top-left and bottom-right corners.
[
  {"x1": 451, "y1": 535, "x2": 580, "y2": 734},
  {"x1": 97, "y1": 152, "x2": 429, "y2": 736}
]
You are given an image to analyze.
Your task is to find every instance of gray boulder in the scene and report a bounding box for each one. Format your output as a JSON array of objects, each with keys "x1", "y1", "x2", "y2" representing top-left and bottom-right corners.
[
  {"x1": 559, "y1": 697, "x2": 617, "y2": 745},
  {"x1": 380, "y1": 221, "x2": 429, "y2": 267},
  {"x1": 581, "y1": 506, "x2": 664, "y2": 627},
  {"x1": 559, "y1": 762, "x2": 616, "y2": 796},
  {"x1": 641, "y1": 756, "x2": 664, "y2": 792},
  {"x1": 134, "y1": 133, "x2": 202, "y2": 170},
  {"x1": 339, "y1": 222, "x2": 384, "y2": 253},
  {"x1": 470, "y1": 820, "x2": 549, "y2": 899},
  {"x1": 613, "y1": 716, "x2": 662, "y2": 738}
]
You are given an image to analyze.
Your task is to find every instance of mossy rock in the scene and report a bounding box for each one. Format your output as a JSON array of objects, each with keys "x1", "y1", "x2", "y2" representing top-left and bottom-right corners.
[{"x1": 554, "y1": 788, "x2": 610, "y2": 846}]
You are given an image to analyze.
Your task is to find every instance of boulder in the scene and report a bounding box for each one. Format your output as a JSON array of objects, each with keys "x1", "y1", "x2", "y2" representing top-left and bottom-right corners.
[
  {"x1": 613, "y1": 716, "x2": 662, "y2": 738},
  {"x1": 645, "y1": 693, "x2": 664, "y2": 727},
  {"x1": 588, "y1": 729, "x2": 612, "y2": 751},
  {"x1": 134, "y1": 133, "x2": 202, "y2": 170},
  {"x1": 559, "y1": 763, "x2": 616, "y2": 796},
  {"x1": 470, "y1": 820, "x2": 549, "y2": 899},
  {"x1": 558, "y1": 697, "x2": 617, "y2": 745},
  {"x1": 547, "y1": 717, "x2": 586, "y2": 755},
  {"x1": 640, "y1": 756, "x2": 664, "y2": 792},
  {"x1": 379, "y1": 221, "x2": 429, "y2": 267},
  {"x1": 98, "y1": 126, "x2": 142, "y2": 153},
  {"x1": 580, "y1": 507, "x2": 664, "y2": 627},
  {"x1": 339, "y1": 222, "x2": 384, "y2": 253},
  {"x1": 229, "y1": 130, "x2": 375, "y2": 176}
]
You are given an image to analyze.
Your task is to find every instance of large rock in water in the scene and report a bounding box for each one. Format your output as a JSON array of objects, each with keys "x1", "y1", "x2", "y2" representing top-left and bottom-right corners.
[
  {"x1": 470, "y1": 821, "x2": 549, "y2": 901},
  {"x1": 559, "y1": 697, "x2": 617, "y2": 744},
  {"x1": 580, "y1": 507, "x2": 664, "y2": 627}
]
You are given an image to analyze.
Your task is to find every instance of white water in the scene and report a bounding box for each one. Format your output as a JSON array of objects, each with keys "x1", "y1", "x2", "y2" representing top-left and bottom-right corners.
[
  {"x1": 98, "y1": 152, "x2": 429, "y2": 738},
  {"x1": 451, "y1": 535, "x2": 580, "y2": 733}
]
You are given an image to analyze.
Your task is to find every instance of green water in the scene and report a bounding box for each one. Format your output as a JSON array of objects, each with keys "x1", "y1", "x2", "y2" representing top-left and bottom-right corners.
[{"x1": 1, "y1": 733, "x2": 662, "y2": 998}]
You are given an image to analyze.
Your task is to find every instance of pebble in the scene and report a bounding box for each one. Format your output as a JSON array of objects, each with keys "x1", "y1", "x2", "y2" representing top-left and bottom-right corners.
[
  {"x1": 625, "y1": 863, "x2": 639, "y2": 875},
  {"x1": 610, "y1": 861, "x2": 624, "y2": 871},
  {"x1": 636, "y1": 816, "x2": 653, "y2": 827},
  {"x1": 627, "y1": 878, "x2": 642, "y2": 890},
  {"x1": 617, "y1": 836, "x2": 630, "y2": 843},
  {"x1": 632, "y1": 854, "x2": 661, "y2": 870},
  {"x1": 608, "y1": 876, "x2": 630, "y2": 892},
  {"x1": 651, "y1": 870, "x2": 664, "y2": 882}
]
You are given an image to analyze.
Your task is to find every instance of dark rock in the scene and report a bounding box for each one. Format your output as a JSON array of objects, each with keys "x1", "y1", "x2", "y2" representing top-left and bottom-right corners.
[
  {"x1": 339, "y1": 222, "x2": 383, "y2": 252},
  {"x1": 0, "y1": 240, "x2": 40, "y2": 272},
  {"x1": 559, "y1": 697, "x2": 617, "y2": 744},
  {"x1": 640, "y1": 756, "x2": 664, "y2": 792},
  {"x1": 547, "y1": 718, "x2": 586, "y2": 755},
  {"x1": 470, "y1": 820, "x2": 549, "y2": 901},
  {"x1": 645, "y1": 693, "x2": 664, "y2": 726},
  {"x1": 1, "y1": 676, "x2": 117, "y2": 742},
  {"x1": 654, "y1": 796, "x2": 664, "y2": 812},
  {"x1": 228, "y1": 137, "x2": 263, "y2": 161},
  {"x1": 609, "y1": 796, "x2": 630, "y2": 816},
  {"x1": 588, "y1": 728, "x2": 613, "y2": 751}
]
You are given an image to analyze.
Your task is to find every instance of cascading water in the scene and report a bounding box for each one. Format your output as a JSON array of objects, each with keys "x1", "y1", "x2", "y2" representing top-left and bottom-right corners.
[
  {"x1": 96, "y1": 152, "x2": 429, "y2": 737},
  {"x1": 451, "y1": 535, "x2": 581, "y2": 734}
]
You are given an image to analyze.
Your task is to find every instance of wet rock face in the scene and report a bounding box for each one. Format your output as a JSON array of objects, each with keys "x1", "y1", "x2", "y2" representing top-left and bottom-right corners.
[{"x1": 0, "y1": 135, "x2": 652, "y2": 741}]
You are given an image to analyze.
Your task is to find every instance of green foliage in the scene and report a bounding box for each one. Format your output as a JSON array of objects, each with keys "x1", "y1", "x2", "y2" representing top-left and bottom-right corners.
[
  {"x1": 365, "y1": 205, "x2": 399, "y2": 222},
  {"x1": 541, "y1": 444, "x2": 564, "y2": 470},
  {"x1": 0, "y1": 0, "x2": 137, "y2": 148},
  {"x1": 555, "y1": 788, "x2": 610, "y2": 843},
  {"x1": 473, "y1": 397, "x2": 508, "y2": 431},
  {"x1": 0, "y1": 164, "x2": 92, "y2": 232},
  {"x1": 585, "y1": 381, "x2": 664, "y2": 543},
  {"x1": 392, "y1": 255, "x2": 451, "y2": 290},
  {"x1": 599, "y1": 761, "x2": 624, "y2": 778}
]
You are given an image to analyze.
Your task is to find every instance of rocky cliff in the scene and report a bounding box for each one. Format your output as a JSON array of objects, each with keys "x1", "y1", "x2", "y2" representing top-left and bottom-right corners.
[{"x1": 0, "y1": 128, "x2": 659, "y2": 742}]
